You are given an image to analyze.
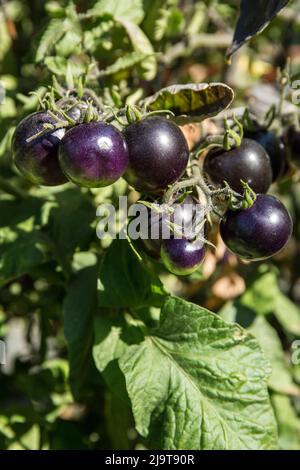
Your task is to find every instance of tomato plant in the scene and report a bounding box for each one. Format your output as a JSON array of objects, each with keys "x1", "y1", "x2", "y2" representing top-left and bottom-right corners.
[{"x1": 0, "y1": 0, "x2": 300, "y2": 452}]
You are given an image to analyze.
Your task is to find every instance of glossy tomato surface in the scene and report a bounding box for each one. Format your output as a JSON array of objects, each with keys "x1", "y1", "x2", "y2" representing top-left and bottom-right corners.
[
  {"x1": 124, "y1": 117, "x2": 189, "y2": 193},
  {"x1": 220, "y1": 194, "x2": 293, "y2": 260},
  {"x1": 203, "y1": 138, "x2": 272, "y2": 193},
  {"x1": 12, "y1": 111, "x2": 67, "y2": 186},
  {"x1": 161, "y1": 237, "x2": 205, "y2": 275},
  {"x1": 59, "y1": 122, "x2": 129, "y2": 188}
]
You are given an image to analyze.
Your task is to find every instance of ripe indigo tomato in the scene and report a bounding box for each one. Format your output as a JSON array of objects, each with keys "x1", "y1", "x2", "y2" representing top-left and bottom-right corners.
[
  {"x1": 244, "y1": 129, "x2": 286, "y2": 181},
  {"x1": 161, "y1": 237, "x2": 205, "y2": 275},
  {"x1": 12, "y1": 111, "x2": 67, "y2": 186},
  {"x1": 203, "y1": 138, "x2": 272, "y2": 194},
  {"x1": 59, "y1": 122, "x2": 129, "y2": 188},
  {"x1": 124, "y1": 117, "x2": 189, "y2": 193},
  {"x1": 220, "y1": 194, "x2": 293, "y2": 260},
  {"x1": 135, "y1": 196, "x2": 202, "y2": 259}
]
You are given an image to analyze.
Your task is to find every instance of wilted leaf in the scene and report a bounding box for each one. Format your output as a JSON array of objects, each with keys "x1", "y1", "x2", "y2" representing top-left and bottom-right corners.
[
  {"x1": 143, "y1": 83, "x2": 234, "y2": 124},
  {"x1": 227, "y1": 0, "x2": 289, "y2": 58},
  {"x1": 120, "y1": 296, "x2": 277, "y2": 450}
]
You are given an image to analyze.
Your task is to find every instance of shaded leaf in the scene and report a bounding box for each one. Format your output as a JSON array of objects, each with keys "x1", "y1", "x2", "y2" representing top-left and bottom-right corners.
[
  {"x1": 98, "y1": 239, "x2": 167, "y2": 308},
  {"x1": 63, "y1": 260, "x2": 100, "y2": 400},
  {"x1": 104, "y1": 392, "x2": 134, "y2": 450},
  {"x1": 227, "y1": 0, "x2": 289, "y2": 58},
  {"x1": 144, "y1": 83, "x2": 234, "y2": 124},
  {"x1": 0, "y1": 228, "x2": 50, "y2": 287},
  {"x1": 120, "y1": 296, "x2": 277, "y2": 450},
  {"x1": 93, "y1": 311, "x2": 143, "y2": 405},
  {"x1": 47, "y1": 188, "x2": 95, "y2": 256}
]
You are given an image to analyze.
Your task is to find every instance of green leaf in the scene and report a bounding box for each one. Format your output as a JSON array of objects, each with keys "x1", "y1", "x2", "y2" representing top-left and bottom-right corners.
[
  {"x1": 98, "y1": 52, "x2": 153, "y2": 77},
  {"x1": 143, "y1": 83, "x2": 234, "y2": 124},
  {"x1": 93, "y1": 316, "x2": 129, "y2": 373},
  {"x1": 239, "y1": 267, "x2": 279, "y2": 316},
  {"x1": 44, "y1": 56, "x2": 85, "y2": 77},
  {"x1": 248, "y1": 316, "x2": 300, "y2": 396},
  {"x1": 152, "y1": 5, "x2": 184, "y2": 41},
  {"x1": 36, "y1": 19, "x2": 65, "y2": 61},
  {"x1": 0, "y1": 228, "x2": 50, "y2": 287},
  {"x1": 98, "y1": 239, "x2": 167, "y2": 308},
  {"x1": 120, "y1": 296, "x2": 278, "y2": 450},
  {"x1": 93, "y1": 310, "x2": 143, "y2": 405},
  {"x1": 93, "y1": 312, "x2": 144, "y2": 371},
  {"x1": 274, "y1": 294, "x2": 300, "y2": 337},
  {"x1": 0, "y1": 126, "x2": 15, "y2": 158},
  {"x1": 142, "y1": 0, "x2": 167, "y2": 39},
  {"x1": 104, "y1": 392, "x2": 134, "y2": 450},
  {"x1": 118, "y1": 19, "x2": 157, "y2": 80},
  {"x1": 271, "y1": 393, "x2": 300, "y2": 450},
  {"x1": 47, "y1": 188, "x2": 95, "y2": 257},
  {"x1": 0, "y1": 97, "x2": 17, "y2": 119},
  {"x1": 234, "y1": 265, "x2": 300, "y2": 336},
  {"x1": 63, "y1": 261, "x2": 100, "y2": 399},
  {"x1": 87, "y1": 0, "x2": 144, "y2": 25},
  {"x1": 54, "y1": 31, "x2": 82, "y2": 57}
]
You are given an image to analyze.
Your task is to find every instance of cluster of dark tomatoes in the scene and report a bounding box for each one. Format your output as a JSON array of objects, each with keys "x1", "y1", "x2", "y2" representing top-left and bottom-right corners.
[{"x1": 11, "y1": 109, "x2": 296, "y2": 276}]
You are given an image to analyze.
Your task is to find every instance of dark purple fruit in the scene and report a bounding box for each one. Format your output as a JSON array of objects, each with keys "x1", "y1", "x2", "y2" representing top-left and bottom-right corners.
[
  {"x1": 135, "y1": 196, "x2": 201, "y2": 259},
  {"x1": 203, "y1": 138, "x2": 272, "y2": 194},
  {"x1": 161, "y1": 238, "x2": 205, "y2": 275},
  {"x1": 59, "y1": 122, "x2": 129, "y2": 188},
  {"x1": 124, "y1": 117, "x2": 189, "y2": 193},
  {"x1": 244, "y1": 129, "x2": 286, "y2": 181},
  {"x1": 286, "y1": 125, "x2": 300, "y2": 168},
  {"x1": 12, "y1": 111, "x2": 67, "y2": 186},
  {"x1": 220, "y1": 194, "x2": 293, "y2": 261}
]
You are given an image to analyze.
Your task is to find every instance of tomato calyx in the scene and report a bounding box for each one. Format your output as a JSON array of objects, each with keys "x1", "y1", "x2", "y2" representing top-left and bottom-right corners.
[{"x1": 223, "y1": 115, "x2": 244, "y2": 151}]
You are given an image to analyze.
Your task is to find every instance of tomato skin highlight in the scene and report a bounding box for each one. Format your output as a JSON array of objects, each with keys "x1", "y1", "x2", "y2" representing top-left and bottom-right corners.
[
  {"x1": 220, "y1": 194, "x2": 293, "y2": 261},
  {"x1": 124, "y1": 117, "x2": 189, "y2": 193},
  {"x1": 12, "y1": 111, "x2": 67, "y2": 186},
  {"x1": 244, "y1": 129, "x2": 286, "y2": 182},
  {"x1": 161, "y1": 238, "x2": 205, "y2": 275},
  {"x1": 203, "y1": 138, "x2": 272, "y2": 194},
  {"x1": 59, "y1": 122, "x2": 129, "y2": 188}
]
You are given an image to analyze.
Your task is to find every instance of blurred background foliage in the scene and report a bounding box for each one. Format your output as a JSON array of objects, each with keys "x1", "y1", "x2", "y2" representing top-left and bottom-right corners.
[{"x1": 0, "y1": 0, "x2": 300, "y2": 450}]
